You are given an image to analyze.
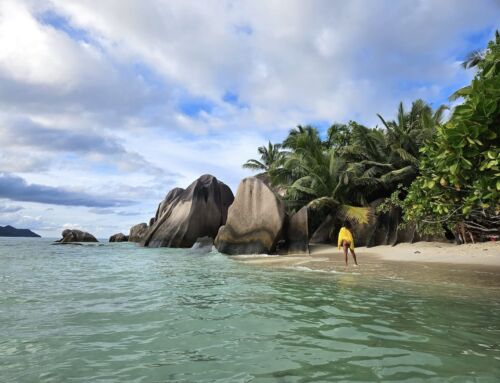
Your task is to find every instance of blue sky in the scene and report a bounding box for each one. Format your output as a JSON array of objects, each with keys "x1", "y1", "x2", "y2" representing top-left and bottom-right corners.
[{"x1": 0, "y1": 0, "x2": 498, "y2": 237}]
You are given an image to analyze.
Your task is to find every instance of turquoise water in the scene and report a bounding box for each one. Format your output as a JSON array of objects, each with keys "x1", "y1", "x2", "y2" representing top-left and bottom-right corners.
[{"x1": 1, "y1": 238, "x2": 500, "y2": 382}]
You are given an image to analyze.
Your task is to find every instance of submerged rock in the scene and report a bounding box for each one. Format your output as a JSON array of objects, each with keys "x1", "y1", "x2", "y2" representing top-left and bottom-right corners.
[
  {"x1": 109, "y1": 233, "x2": 129, "y2": 242},
  {"x1": 143, "y1": 174, "x2": 234, "y2": 248},
  {"x1": 215, "y1": 177, "x2": 285, "y2": 255},
  {"x1": 56, "y1": 229, "x2": 98, "y2": 243},
  {"x1": 129, "y1": 223, "x2": 149, "y2": 243},
  {"x1": 191, "y1": 236, "x2": 214, "y2": 249}
]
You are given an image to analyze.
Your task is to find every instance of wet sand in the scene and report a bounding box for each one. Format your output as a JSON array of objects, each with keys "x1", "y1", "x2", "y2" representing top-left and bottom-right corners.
[{"x1": 231, "y1": 241, "x2": 500, "y2": 289}]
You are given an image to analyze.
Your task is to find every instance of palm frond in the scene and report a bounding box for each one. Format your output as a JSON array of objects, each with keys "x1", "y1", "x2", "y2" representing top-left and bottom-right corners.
[
  {"x1": 338, "y1": 204, "x2": 373, "y2": 224},
  {"x1": 242, "y1": 159, "x2": 266, "y2": 170},
  {"x1": 393, "y1": 147, "x2": 418, "y2": 164},
  {"x1": 380, "y1": 165, "x2": 416, "y2": 183}
]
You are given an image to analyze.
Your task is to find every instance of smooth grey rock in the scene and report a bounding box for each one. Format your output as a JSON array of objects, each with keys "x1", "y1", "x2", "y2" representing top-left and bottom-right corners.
[
  {"x1": 284, "y1": 206, "x2": 309, "y2": 254},
  {"x1": 215, "y1": 177, "x2": 285, "y2": 255},
  {"x1": 109, "y1": 233, "x2": 129, "y2": 242},
  {"x1": 310, "y1": 214, "x2": 335, "y2": 244},
  {"x1": 143, "y1": 175, "x2": 234, "y2": 248},
  {"x1": 129, "y1": 223, "x2": 149, "y2": 243},
  {"x1": 56, "y1": 229, "x2": 98, "y2": 243}
]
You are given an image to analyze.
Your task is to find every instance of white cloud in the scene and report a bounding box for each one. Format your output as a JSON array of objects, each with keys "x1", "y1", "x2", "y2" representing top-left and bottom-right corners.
[{"x1": 0, "y1": 0, "x2": 498, "y2": 236}]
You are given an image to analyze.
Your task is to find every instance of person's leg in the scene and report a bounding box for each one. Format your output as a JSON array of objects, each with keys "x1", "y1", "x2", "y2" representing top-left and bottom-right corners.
[
  {"x1": 349, "y1": 248, "x2": 358, "y2": 265},
  {"x1": 342, "y1": 240, "x2": 349, "y2": 266}
]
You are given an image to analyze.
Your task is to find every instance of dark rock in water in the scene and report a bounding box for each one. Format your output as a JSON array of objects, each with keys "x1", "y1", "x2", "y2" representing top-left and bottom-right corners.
[
  {"x1": 0, "y1": 225, "x2": 41, "y2": 238},
  {"x1": 56, "y1": 229, "x2": 98, "y2": 243},
  {"x1": 129, "y1": 223, "x2": 149, "y2": 243},
  {"x1": 284, "y1": 206, "x2": 309, "y2": 254},
  {"x1": 143, "y1": 174, "x2": 234, "y2": 248},
  {"x1": 215, "y1": 177, "x2": 285, "y2": 255},
  {"x1": 109, "y1": 233, "x2": 129, "y2": 242},
  {"x1": 191, "y1": 236, "x2": 214, "y2": 249}
]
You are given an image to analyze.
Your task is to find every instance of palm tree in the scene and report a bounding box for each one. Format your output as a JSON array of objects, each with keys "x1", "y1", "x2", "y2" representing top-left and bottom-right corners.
[
  {"x1": 243, "y1": 141, "x2": 283, "y2": 172},
  {"x1": 374, "y1": 100, "x2": 446, "y2": 188},
  {"x1": 274, "y1": 127, "x2": 372, "y2": 223},
  {"x1": 325, "y1": 123, "x2": 351, "y2": 150},
  {"x1": 450, "y1": 30, "x2": 499, "y2": 100},
  {"x1": 461, "y1": 49, "x2": 486, "y2": 69}
]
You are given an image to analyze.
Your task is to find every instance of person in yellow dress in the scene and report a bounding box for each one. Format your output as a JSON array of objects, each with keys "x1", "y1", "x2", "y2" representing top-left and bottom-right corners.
[{"x1": 337, "y1": 221, "x2": 358, "y2": 266}]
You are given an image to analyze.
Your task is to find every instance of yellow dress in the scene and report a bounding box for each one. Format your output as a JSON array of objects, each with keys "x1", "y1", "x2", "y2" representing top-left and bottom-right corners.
[{"x1": 338, "y1": 227, "x2": 354, "y2": 250}]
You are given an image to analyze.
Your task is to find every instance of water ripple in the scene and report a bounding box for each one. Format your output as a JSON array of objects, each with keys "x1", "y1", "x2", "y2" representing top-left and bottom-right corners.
[{"x1": 1, "y1": 238, "x2": 500, "y2": 382}]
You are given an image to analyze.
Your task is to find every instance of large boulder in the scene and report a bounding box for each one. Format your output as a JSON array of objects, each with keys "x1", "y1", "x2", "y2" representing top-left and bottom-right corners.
[
  {"x1": 143, "y1": 174, "x2": 234, "y2": 248},
  {"x1": 109, "y1": 233, "x2": 129, "y2": 242},
  {"x1": 129, "y1": 223, "x2": 149, "y2": 243},
  {"x1": 56, "y1": 229, "x2": 98, "y2": 243},
  {"x1": 215, "y1": 177, "x2": 286, "y2": 255},
  {"x1": 310, "y1": 214, "x2": 335, "y2": 244},
  {"x1": 283, "y1": 206, "x2": 309, "y2": 254}
]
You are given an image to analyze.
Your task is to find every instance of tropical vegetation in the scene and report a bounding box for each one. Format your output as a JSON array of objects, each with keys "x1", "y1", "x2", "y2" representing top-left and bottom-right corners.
[{"x1": 242, "y1": 32, "x2": 499, "y2": 241}]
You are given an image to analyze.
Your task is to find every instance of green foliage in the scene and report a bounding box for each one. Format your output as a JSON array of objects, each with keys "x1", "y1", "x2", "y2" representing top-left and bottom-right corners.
[
  {"x1": 241, "y1": 32, "x2": 499, "y2": 239},
  {"x1": 402, "y1": 31, "x2": 500, "y2": 235},
  {"x1": 242, "y1": 141, "x2": 284, "y2": 172}
]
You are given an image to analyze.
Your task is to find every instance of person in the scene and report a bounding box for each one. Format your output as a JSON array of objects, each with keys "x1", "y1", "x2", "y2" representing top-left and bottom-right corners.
[{"x1": 337, "y1": 221, "x2": 358, "y2": 266}]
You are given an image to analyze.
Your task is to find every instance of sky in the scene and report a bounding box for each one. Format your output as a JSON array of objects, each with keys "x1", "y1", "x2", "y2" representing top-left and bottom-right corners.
[{"x1": 0, "y1": 0, "x2": 498, "y2": 238}]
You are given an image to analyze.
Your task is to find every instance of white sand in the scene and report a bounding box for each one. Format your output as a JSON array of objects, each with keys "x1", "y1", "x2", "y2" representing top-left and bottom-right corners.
[
  {"x1": 313, "y1": 241, "x2": 500, "y2": 267},
  {"x1": 232, "y1": 241, "x2": 500, "y2": 268}
]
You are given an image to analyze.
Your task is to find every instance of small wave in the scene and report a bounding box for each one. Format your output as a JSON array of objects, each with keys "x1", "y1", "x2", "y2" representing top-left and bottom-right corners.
[
  {"x1": 289, "y1": 265, "x2": 360, "y2": 275},
  {"x1": 232, "y1": 254, "x2": 280, "y2": 258}
]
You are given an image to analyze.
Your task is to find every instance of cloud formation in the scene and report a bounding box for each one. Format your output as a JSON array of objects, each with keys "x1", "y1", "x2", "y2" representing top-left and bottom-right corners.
[
  {"x1": 0, "y1": 0, "x2": 497, "y2": 236},
  {"x1": 0, "y1": 201, "x2": 24, "y2": 213},
  {"x1": 0, "y1": 173, "x2": 133, "y2": 208}
]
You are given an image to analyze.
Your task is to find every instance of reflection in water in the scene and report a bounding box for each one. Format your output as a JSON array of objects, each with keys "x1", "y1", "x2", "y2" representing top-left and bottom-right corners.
[{"x1": 0, "y1": 238, "x2": 499, "y2": 382}]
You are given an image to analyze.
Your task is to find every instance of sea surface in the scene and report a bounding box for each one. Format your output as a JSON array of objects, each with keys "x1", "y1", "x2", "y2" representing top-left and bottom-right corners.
[{"x1": 1, "y1": 238, "x2": 500, "y2": 382}]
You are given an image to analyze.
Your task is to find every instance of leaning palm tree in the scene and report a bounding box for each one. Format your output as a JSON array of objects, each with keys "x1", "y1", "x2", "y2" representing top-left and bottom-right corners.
[
  {"x1": 461, "y1": 49, "x2": 486, "y2": 69},
  {"x1": 243, "y1": 141, "x2": 284, "y2": 172}
]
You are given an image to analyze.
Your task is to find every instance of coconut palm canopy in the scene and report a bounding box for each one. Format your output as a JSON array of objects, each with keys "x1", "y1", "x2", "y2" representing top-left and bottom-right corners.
[{"x1": 242, "y1": 99, "x2": 446, "y2": 225}]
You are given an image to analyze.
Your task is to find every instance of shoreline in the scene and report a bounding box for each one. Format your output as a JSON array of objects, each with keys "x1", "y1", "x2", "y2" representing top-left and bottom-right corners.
[{"x1": 232, "y1": 241, "x2": 500, "y2": 268}]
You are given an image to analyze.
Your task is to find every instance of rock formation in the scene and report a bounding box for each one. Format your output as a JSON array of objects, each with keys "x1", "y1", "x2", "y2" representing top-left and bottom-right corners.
[
  {"x1": 310, "y1": 214, "x2": 335, "y2": 244},
  {"x1": 56, "y1": 229, "x2": 98, "y2": 243},
  {"x1": 283, "y1": 206, "x2": 309, "y2": 254},
  {"x1": 191, "y1": 236, "x2": 214, "y2": 249},
  {"x1": 109, "y1": 233, "x2": 129, "y2": 242},
  {"x1": 143, "y1": 174, "x2": 234, "y2": 248},
  {"x1": 129, "y1": 223, "x2": 149, "y2": 243},
  {"x1": 309, "y1": 199, "x2": 447, "y2": 247},
  {"x1": 215, "y1": 177, "x2": 286, "y2": 255}
]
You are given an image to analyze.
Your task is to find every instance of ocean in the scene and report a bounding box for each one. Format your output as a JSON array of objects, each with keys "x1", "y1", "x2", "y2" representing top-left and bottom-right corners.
[{"x1": 1, "y1": 238, "x2": 499, "y2": 382}]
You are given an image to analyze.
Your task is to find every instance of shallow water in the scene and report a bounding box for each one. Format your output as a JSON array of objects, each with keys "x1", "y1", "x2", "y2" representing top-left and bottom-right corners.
[{"x1": 1, "y1": 238, "x2": 500, "y2": 382}]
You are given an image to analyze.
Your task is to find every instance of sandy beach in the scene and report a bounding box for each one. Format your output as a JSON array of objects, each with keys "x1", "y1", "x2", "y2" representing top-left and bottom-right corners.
[
  {"x1": 231, "y1": 241, "x2": 500, "y2": 288},
  {"x1": 232, "y1": 241, "x2": 500, "y2": 267}
]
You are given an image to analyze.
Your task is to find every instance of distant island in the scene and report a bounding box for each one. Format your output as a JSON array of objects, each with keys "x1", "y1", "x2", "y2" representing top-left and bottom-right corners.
[{"x1": 0, "y1": 225, "x2": 41, "y2": 238}]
